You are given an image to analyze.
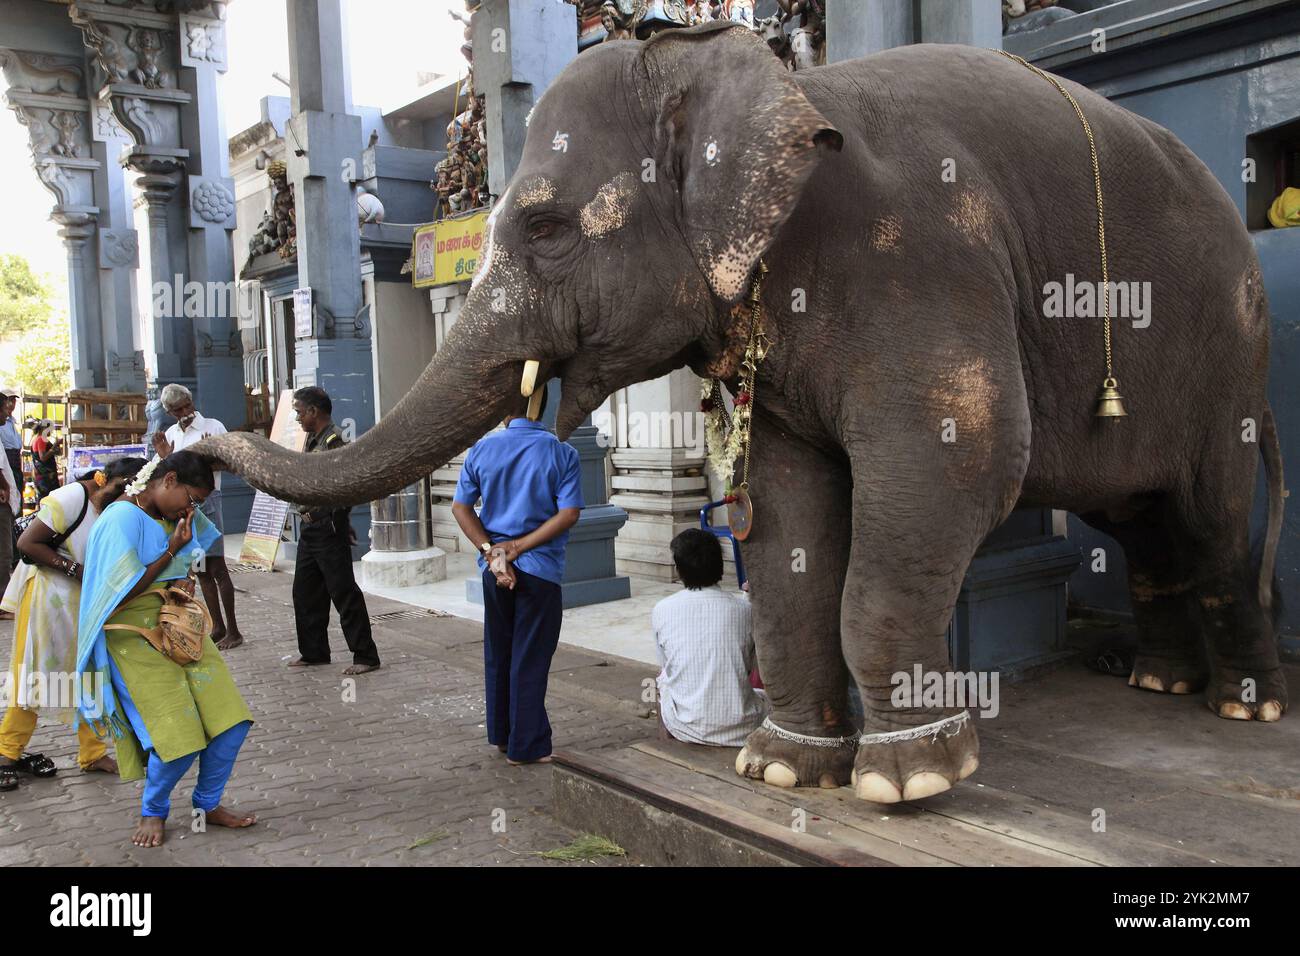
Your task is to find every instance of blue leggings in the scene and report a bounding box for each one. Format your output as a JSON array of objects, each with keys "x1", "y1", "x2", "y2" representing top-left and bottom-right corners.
[{"x1": 141, "y1": 720, "x2": 250, "y2": 819}]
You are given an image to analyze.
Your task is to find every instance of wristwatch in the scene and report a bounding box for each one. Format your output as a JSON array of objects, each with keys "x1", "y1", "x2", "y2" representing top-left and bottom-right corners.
[{"x1": 479, "y1": 541, "x2": 493, "y2": 555}]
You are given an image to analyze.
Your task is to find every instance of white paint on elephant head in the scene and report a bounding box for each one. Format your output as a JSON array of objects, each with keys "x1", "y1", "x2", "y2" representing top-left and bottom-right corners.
[
  {"x1": 704, "y1": 139, "x2": 721, "y2": 166},
  {"x1": 579, "y1": 172, "x2": 638, "y2": 238},
  {"x1": 472, "y1": 185, "x2": 512, "y2": 290}
]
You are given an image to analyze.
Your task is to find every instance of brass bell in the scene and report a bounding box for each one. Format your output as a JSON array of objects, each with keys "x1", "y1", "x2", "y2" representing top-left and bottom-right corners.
[{"x1": 1095, "y1": 376, "x2": 1128, "y2": 419}]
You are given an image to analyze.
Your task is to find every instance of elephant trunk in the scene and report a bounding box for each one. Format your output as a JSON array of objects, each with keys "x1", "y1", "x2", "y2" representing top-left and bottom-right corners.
[{"x1": 193, "y1": 318, "x2": 526, "y2": 509}]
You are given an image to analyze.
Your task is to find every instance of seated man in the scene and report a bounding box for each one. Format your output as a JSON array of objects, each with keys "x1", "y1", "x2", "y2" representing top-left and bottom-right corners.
[{"x1": 652, "y1": 529, "x2": 768, "y2": 746}]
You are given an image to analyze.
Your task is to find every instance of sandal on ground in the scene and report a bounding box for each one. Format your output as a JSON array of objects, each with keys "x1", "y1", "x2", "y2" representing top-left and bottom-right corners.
[
  {"x1": 0, "y1": 765, "x2": 18, "y2": 791},
  {"x1": 13, "y1": 753, "x2": 57, "y2": 778},
  {"x1": 1088, "y1": 648, "x2": 1132, "y2": 676}
]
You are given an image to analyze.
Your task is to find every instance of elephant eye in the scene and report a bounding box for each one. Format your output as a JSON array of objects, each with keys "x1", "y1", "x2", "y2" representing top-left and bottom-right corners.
[{"x1": 526, "y1": 214, "x2": 566, "y2": 244}]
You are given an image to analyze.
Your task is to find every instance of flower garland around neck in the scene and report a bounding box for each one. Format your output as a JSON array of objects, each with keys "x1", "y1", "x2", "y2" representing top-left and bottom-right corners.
[{"x1": 124, "y1": 455, "x2": 161, "y2": 499}]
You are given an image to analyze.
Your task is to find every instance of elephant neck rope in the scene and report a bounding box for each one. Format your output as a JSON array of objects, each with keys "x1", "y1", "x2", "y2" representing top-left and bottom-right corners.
[
  {"x1": 704, "y1": 259, "x2": 771, "y2": 499},
  {"x1": 995, "y1": 50, "x2": 1127, "y2": 419}
]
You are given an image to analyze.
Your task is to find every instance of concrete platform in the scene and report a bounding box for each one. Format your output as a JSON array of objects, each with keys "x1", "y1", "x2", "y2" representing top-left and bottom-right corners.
[{"x1": 554, "y1": 653, "x2": 1300, "y2": 867}]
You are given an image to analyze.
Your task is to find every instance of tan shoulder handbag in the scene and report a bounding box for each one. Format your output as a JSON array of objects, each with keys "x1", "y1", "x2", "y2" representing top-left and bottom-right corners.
[{"x1": 104, "y1": 575, "x2": 211, "y2": 666}]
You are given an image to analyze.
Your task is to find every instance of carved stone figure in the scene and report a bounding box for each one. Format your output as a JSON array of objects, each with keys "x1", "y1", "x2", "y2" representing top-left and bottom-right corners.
[
  {"x1": 50, "y1": 111, "x2": 81, "y2": 157},
  {"x1": 0, "y1": 52, "x2": 83, "y2": 95},
  {"x1": 128, "y1": 28, "x2": 166, "y2": 89}
]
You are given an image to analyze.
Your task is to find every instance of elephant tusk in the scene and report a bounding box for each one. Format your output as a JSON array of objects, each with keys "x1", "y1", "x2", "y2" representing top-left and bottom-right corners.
[
  {"x1": 526, "y1": 389, "x2": 544, "y2": 421},
  {"x1": 520, "y1": 359, "x2": 540, "y2": 397}
]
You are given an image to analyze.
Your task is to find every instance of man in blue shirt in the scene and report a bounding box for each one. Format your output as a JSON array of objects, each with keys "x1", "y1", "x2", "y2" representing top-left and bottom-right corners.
[
  {"x1": 451, "y1": 384, "x2": 582, "y2": 765},
  {"x1": 0, "y1": 389, "x2": 22, "y2": 493}
]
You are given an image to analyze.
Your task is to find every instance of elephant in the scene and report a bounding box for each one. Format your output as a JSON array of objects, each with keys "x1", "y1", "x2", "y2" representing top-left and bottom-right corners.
[{"x1": 198, "y1": 21, "x2": 1286, "y2": 804}]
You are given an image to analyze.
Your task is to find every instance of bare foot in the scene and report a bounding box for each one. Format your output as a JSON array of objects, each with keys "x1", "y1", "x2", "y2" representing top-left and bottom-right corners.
[
  {"x1": 131, "y1": 816, "x2": 165, "y2": 847},
  {"x1": 506, "y1": 755, "x2": 553, "y2": 766},
  {"x1": 342, "y1": 663, "x2": 380, "y2": 675},
  {"x1": 288, "y1": 657, "x2": 328, "y2": 667},
  {"x1": 83, "y1": 755, "x2": 118, "y2": 774},
  {"x1": 215, "y1": 632, "x2": 245, "y2": 651},
  {"x1": 204, "y1": 805, "x2": 257, "y2": 828}
]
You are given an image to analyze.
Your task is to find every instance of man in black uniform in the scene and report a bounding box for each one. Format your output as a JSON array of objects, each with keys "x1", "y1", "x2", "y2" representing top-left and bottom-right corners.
[{"x1": 288, "y1": 386, "x2": 381, "y2": 675}]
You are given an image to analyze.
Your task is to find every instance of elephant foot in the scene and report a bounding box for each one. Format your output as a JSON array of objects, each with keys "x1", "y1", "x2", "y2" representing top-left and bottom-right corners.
[
  {"x1": 1204, "y1": 668, "x2": 1287, "y2": 722},
  {"x1": 735, "y1": 717, "x2": 857, "y2": 789},
  {"x1": 1126, "y1": 653, "x2": 1208, "y2": 695},
  {"x1": 851, "y1": 709, "x2": 979, "y2": 804}
]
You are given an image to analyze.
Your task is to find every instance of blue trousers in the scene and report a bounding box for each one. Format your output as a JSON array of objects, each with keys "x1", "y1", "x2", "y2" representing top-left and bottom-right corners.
[
  {"x1": 480, "y1": 568, "x2": 562, "y2": 762},
  {"x1": 141, "y1": 720, "x2": 251, "y2": 818}
]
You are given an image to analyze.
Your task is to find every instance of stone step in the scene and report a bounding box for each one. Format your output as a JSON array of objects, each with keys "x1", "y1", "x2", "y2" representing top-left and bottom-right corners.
[{"x1": 552, "y1": 736, "x2": 1226, "y2": 867}]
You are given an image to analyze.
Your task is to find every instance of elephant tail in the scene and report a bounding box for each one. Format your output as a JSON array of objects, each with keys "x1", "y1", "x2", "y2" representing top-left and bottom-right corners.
[{"x1": 1258, "y1": 402, "x2": 1285, "y2": 619}]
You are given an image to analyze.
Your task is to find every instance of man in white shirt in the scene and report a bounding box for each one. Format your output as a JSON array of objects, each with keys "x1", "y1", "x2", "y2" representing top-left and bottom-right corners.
[
  {"x1": 154, "y1": 383, "x2": 245, "y2": 650},
  {"x1": 652, "y1": 529, "x2": 768, "y2": 747}
]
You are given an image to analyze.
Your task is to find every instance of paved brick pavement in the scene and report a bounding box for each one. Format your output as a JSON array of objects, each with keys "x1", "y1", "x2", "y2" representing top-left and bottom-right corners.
[{"x1": 0, "y1": 567, "x2": 660, "y2": 866}]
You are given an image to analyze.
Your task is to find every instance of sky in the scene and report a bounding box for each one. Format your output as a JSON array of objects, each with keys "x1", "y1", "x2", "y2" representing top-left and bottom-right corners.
[{"x1": 0, "y1": 0, "x2": 468, "y2": 311}]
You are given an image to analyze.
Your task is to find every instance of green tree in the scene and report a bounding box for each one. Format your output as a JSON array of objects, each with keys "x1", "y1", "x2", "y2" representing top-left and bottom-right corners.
[
  {"x1": 0, "y1": 254, "x2": 55, "y2": 338},
  {"x1": 11, "y1": 316, "x2": 71, "y2": 396}
]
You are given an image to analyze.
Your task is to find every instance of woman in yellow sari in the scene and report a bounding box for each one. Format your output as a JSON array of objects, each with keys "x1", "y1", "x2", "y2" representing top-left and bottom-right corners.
[
  {"x1": 76, "y1": 451, "x2": 255, "y2": 848},
  {"x1": 0, "y1": 457, "x2": 145, "y2": 791}
]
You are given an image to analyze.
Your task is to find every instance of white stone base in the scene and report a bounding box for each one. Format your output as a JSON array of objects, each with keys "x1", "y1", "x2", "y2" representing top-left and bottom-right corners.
[{"x1": 361, "y1": 546, "x2": 448, "y2": 588}]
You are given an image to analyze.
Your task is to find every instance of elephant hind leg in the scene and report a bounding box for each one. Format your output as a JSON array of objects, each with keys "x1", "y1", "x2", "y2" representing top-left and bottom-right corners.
[
  {"x1": 1081, "y1": 505, "x2": 1209, "y2": 695},
  {"x1": 1106, "y1": 484, "x2": 1286, "y2": 720}
]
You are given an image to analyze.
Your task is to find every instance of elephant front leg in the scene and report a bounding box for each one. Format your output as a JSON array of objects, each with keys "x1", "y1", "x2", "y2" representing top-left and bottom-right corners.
[
  {"x1": 840, "y1": 453, "x2": 1018, "y2": 803},
  {"x1": 733, "y1": 420, "x2": 857, "y2": 789}
]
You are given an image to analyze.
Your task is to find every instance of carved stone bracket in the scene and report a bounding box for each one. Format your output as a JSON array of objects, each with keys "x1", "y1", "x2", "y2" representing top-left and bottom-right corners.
[
  {"x1": 188, "y1": 175, "x2": 236, "y2": 229},
  {"x1": 91, "y1": 100, "x2": 128, "y2": 142},
  {"x1": 107, "y1": 349, "x2": 146, "y2": 376},
  {"x1": 0, "y1": 49, "x2": 101, "y2": 210},
  {"x1": 98, "y1": 228, "x2": 140, "y2": 268},
  {"x1": 70, "y1": 1, "x2": 179, "y2": 92},
  {"x1": 195, "y1": 330, "x2": 244, "y2": 358},
  {"x1": 311, "y1": 303, "x2": 373, "y2": 341}
]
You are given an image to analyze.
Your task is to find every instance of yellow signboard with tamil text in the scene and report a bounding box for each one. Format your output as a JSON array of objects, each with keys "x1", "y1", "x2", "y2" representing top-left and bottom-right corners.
[{"x1": 412, "y1": 209, "x2": 489, "y2": 289}]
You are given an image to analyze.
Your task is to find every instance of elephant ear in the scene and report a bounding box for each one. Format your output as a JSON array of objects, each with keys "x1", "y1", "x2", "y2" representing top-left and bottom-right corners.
[{"x1": 641, "y1": 21, "x2": 843, "y2": 302}]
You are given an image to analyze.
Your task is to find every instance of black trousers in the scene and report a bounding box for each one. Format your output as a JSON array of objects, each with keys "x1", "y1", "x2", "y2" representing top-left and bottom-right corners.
[
  {"x1": 480, "y1": 567, "x2": 563, "y2": 762},
  {"x1": 292, "y1": 523, "x2": 379, "y2": 666}
]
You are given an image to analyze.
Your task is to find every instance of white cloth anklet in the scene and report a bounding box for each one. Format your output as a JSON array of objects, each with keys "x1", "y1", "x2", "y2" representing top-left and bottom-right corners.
[
  {"x1": 858, "y1": 710, "x2": 970, "y2": 746},
  {"x1": 761, "y1": 716, "x2": 858, "y2": 748}
]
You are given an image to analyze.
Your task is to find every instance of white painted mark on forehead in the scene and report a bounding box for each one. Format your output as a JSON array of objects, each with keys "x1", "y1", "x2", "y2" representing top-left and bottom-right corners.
[
  {"x1": 579, "y1": 172, "x2": 637, "y2": 239},
  {"x1": 472, "y1": 185, "x2": 512, "y2": 290}
]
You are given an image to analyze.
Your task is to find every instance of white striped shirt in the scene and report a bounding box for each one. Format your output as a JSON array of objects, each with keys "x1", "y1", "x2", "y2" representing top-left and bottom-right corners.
[{"x1": 652, "y1": 585, "x2": 769, "y2": 747}]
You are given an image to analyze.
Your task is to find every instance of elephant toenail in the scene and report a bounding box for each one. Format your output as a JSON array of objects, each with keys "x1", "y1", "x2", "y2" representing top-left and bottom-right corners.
[
  {"x1": 1258, "y1": 700, "x2": 1284, "y2": 722},
  {"x1": 1170, "y1": 681, "x2": 1191, "y2": 694},
  {"x1": 1216, "y1": 701, "x2": 1252, "y2": 720},
  {"x1": 902, "y1": 772, "x2": 953, "y2": 801},
  {"x1": 957, "y1": 754, "x2": 979, "y2": 780},
  {"x1": 818, "y1": 773, "x2": 839, "y2": 789},
  {"x1": 735, "y1": 749, "x2": 750, "y2": 776},
  {"x1": 1138, "y1": 674, "x2": 1165, "y2": 692},
  {"x1": 854, "y1": 772, "x2": 903, "y2": 804},
  {"x1": 763, "y1": 762, "x2": 798, "y2": 788},
  {"x1": 1127, "y1": 671, "x2": 1138, "y2": 687}
]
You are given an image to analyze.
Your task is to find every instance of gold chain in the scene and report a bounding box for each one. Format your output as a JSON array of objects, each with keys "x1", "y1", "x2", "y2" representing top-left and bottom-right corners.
[
  {"x1": 737, "y1": 260, "x2": 769, "y2": 490},
  {"x1": 997, "y1": 50, "x2": 1113, "y2": 380}
]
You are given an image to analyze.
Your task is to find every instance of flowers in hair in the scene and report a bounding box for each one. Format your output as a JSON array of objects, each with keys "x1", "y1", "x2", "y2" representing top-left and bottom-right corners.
[{"x1": 125, "y1": 456, "x2": 161, "y2": 497}]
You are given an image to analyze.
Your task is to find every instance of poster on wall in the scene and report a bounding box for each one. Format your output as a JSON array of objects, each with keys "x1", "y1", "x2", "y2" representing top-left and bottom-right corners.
[
  {"x1": 67, "y1": 444, "x2": 148, "y2": 476},
  {"x1": 236, "y1": 390, "x2": 305, "y2": 571},
  {"x1": 293, "y1": 287, "x2": 312, "y2": 338},
  {"x1": 411, "y1": 208, "x2": 489, "y2": 289}
]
